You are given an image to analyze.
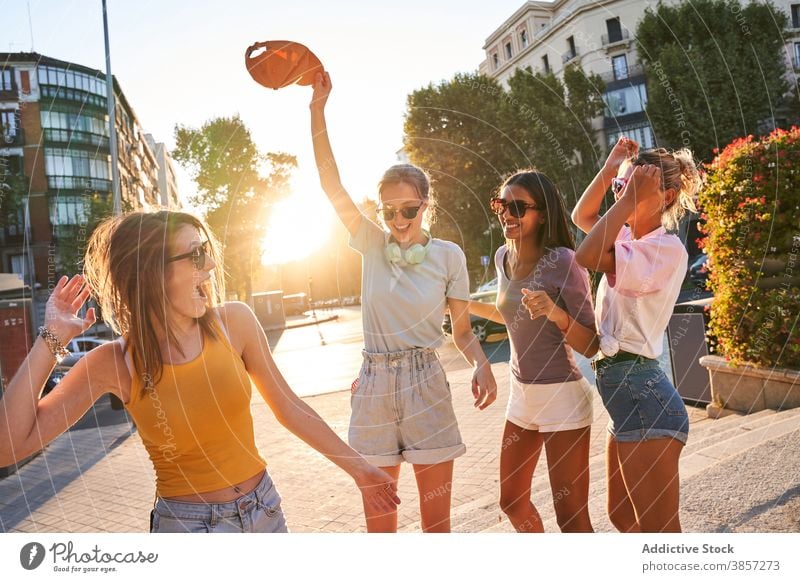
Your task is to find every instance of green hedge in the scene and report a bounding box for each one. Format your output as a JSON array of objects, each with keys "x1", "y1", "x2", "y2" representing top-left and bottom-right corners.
[{"x1": 699, "y1": 127, "x2": 800, "y2": 369}]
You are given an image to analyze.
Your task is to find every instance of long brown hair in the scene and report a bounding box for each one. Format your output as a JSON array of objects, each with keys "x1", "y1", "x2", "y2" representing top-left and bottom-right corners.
[
  {"x1": 499, "y1": 170, "x2": 576, "y2": 251},
  {"x1": 83, "y1": 210, "x2": 225, "y2": 388}
]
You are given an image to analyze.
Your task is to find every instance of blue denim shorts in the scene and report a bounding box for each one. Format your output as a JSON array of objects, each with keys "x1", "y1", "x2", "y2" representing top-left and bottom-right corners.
[
  {"x1": 595, "y1": 358, "x2": 689, "y2": 444},
  {"x1": 150, "y1": 470, "x2": 288, "y2": 533}
]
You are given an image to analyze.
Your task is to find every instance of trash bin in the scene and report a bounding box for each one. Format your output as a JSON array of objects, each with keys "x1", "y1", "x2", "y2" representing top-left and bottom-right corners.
[
  {"x1": 667, "y1": 296, "x2": 713, "y2": 403},
  {"x1": 252, "y1": 291, "x2": 286, "y2": 330}
]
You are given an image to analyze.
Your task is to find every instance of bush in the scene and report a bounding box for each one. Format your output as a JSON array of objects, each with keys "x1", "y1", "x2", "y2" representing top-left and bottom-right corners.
[{"x1": 699, "y1": 127, "x2": 800, "y2": 368}]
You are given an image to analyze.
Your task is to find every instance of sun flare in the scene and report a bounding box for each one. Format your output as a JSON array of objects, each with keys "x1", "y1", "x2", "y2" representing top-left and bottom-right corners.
[{"x1": 260, "y1": 189, "x2": 335, "y2": 266}]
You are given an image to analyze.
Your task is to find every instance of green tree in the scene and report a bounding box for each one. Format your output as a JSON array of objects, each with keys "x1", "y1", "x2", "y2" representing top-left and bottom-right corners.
[
  {"x1": 636, "y1": 0, "x2": 794, "y2": 161},
  {"x1": 404, "y1": 67, "x2": 605, "y2": 282},
  {"x1": 173, "y1": 115, "x2": 296, "y2": 300}
]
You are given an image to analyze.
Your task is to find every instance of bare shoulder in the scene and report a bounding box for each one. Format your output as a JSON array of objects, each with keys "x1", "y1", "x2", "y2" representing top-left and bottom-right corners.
[
  {"x1": 214, "y1": 302, "x2": 259, "y2": 353},
  {"x1": 76, "y1": 339, "x2": 131, "y2": 400}
]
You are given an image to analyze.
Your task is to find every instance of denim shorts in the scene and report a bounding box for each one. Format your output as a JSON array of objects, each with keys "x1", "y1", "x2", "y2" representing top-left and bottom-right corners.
[
  {"x1": 150, "y1": 470, "x2": 288, "y2": 533},
  {"x1": 595, "y1": 358, "x2": 689, "y2": 444},
  {"x1": 349, "y1": 347, "x2": 466, "y2": 467}
]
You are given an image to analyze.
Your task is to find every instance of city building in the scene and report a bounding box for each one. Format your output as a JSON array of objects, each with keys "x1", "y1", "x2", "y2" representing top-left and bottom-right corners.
[
  {"x1": 145, "y1": 134, "x2": 180, "y2": 208},
  {"x1": 479, "y1": 0, "x2": 800, "y2": 150},
  {"x1": 0, "y1": 52, "x2": 175, "y2": 288}
]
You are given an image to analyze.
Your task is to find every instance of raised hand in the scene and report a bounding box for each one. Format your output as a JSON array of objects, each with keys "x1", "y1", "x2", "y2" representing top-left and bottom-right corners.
[
  {"x1": 354, "y1": 464, "x2": 401, "y2": 515},
  {"x1": 604, "y1": 136, "x2": 639, "y2": 173},
  {"x1": 44, "y1": 275, "x2": 97, "y2": 343},
  {"x1": 310, "y1": 71, "x2": 332, "y2": 111},
  {"x1": 621, "y1": 164, "x2": 663, "y2": 207}
]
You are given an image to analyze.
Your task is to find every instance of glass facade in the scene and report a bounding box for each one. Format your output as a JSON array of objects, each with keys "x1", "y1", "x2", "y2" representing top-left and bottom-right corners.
[{"x1": 604, "y1": 83, "x2": 648, "y2": 117}]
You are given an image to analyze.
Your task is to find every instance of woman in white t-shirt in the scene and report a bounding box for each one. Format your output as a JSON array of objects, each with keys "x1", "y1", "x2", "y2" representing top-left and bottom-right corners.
[
  {"x1": 309, "y1": 72, "x2": 498, "y2": 532},
  {"x1": 572, "y1": 137, "x2": 702, "y2": 532}
]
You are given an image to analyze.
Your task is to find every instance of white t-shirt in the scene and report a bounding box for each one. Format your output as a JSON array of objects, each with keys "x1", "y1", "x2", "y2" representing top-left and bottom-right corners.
[
  {"x1": 595, "y1": 226, "x2": 687, "y2": 358},
  {"x1": 349, "y1": 215, "x2": 471, "y2": 353}
]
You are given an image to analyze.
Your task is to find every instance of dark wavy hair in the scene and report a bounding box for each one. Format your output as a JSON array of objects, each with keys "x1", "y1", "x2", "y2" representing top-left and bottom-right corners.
[{"x1": 499, "y1": 170, "x2": 575, "y2": 251}]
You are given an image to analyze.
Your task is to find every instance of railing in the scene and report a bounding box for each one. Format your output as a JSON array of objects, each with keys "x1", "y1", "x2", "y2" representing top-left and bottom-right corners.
[
  {"x1": 47, "y1": 175, "x2": 111, "y2": 192},
  {"x1": 599, "y1": 62, "x2": 645, "y2": 84},
  {"x1": 562, "y1": 50, "x2": 579, "y2": 64},
  {"x1": 43, "y1": 128, "x2": 109, "y2": 149},
  {"x1": 40, "y1": 85, "x2": 106, "y2": 109},
  {"x1": 1, "y1": 129, "x2": 24, "y2": 146},
  {"x1": 602, "y1": 29, "x2": 630, "y2": 46}
]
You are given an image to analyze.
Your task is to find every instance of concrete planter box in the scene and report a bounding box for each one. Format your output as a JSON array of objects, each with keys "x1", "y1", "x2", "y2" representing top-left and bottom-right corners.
[{"x1": 699, "y1": 355, "x2": 800, "y2": 417}]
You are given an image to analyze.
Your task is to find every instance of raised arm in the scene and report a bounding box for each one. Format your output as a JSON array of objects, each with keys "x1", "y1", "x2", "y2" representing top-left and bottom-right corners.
[
  {"x1": 0, "y1": 275, "x2": 120, "y2": 465},
  {"x1": 572, "y1": 136, "x2": 638, "y2": 234},
  {"x1": 223, "y1": 302, "x2": 399, "y2": 514},
  {"x1": 310, "y1": 72, "x2": 363, "y2": 236}
]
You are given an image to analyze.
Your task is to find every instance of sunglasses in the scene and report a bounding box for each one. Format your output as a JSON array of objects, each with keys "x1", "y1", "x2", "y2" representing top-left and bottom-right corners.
[
  {"x1": 490, "y1": 197, "x2": 539, "y2": 218},
  {"x1": 377, "y1": 204, "x2": 423, "y2": 221},
  {"x1": 168, "y1": 240, "x2": 210, "y2": 269},
  {"x1": 611, "y1": 177, "x2": 628, "y2": 195}
]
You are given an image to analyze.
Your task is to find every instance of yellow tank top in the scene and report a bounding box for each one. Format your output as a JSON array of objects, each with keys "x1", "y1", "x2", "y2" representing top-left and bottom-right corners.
[{"x1": 123, "y1": 320, "x2": 266, "y2": 497}]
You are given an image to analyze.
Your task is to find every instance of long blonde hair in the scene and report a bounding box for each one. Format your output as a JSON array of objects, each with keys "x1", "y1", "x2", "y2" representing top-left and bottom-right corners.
[
  {"x1": 632, "y1": 148, "x2": 703, "y2": 231},
  {"x1": 83, "y1": 210, "x2": 225, "y2": 388}
]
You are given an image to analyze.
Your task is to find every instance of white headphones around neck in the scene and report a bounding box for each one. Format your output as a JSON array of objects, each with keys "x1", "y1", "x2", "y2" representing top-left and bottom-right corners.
[{"x1": 384, "y1": 230, "x2": 432, "y2": 267}]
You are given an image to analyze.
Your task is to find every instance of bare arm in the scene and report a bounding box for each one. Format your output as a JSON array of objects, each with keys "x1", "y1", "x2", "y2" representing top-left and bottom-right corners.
[
  {"x1": 572, "y1": 136, "x2": 639, "y2": 234},
  {"x1": 0, "y1": 275, "x2": 117, "y2": 465},
  {"x1": 575, "y1": 165, "x2": 660, "y2": 274},
  {"x1": 309, "y1": 72, "x2": 363, "y2": 236},
  {"x1": 448, "y1": 298, "x2": 497, "y2": 410},
  {"x1": 520, "y1": 290, "x2": 599, "y2": 357},
  {"x1": 224, "y1": 302, "x2": 399, "y2": 512},
  {"x1": 467, "y1": 300, "x2": 504, "y2": 324}
]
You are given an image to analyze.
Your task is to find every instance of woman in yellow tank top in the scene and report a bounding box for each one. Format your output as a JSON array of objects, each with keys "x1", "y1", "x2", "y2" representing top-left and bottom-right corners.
[{"x1": 0, "y1": 210, "x2": 400, "y2": 532}]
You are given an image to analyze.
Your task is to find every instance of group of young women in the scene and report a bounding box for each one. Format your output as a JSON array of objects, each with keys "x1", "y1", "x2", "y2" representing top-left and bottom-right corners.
[{"x1": 0, "y1": 71, "x2": 701, "y2": 534}]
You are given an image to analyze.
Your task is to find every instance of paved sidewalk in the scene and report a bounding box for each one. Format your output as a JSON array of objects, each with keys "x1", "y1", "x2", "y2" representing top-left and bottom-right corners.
[{"x1": 0, "y1": 360, "x2": 717, "y2": 533}]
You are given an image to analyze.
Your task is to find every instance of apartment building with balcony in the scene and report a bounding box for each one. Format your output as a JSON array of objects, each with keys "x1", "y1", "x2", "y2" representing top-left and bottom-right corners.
[
  {"x1": 0, "y1": 52, "x2": 178, "y2": 287},
  {"x1": 479, "y1": 0, "x2": 800, "y2": 152}
]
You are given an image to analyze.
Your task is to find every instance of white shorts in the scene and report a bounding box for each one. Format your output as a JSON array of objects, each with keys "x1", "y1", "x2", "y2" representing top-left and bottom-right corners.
[{"x1": 505, "y1": 375, "x2": 594, "y2": 433}]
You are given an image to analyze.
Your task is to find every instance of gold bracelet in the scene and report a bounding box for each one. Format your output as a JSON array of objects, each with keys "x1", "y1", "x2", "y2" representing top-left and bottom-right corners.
[{"x1": 38, "y1": 326, "x2": 70, "y2": 363}]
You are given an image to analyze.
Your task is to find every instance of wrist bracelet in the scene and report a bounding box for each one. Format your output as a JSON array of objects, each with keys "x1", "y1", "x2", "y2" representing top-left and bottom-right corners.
[{"x1": 38, "y1": 326, "x2": 70, "y2": 363}]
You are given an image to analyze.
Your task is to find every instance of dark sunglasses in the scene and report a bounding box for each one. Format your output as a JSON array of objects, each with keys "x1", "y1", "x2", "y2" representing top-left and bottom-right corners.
[
  {"x1": 490, "y1": 197, "x2": 539, "y2": 218},
  {"x1": 168, "y1": 240, "x2": 210, "y2": 269},
  {"x1": 377, "y1": 204, "x2": 423, "y2": 221},
  {"x1": 611, "y1": 177, "x2": 628, "y2": 195}
]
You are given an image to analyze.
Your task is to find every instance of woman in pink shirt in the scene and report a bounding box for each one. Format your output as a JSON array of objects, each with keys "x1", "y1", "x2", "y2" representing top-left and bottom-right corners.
[
  {"x1": 468, "y1": 170, "x2": 599, "y2": 532},
  {"x1": 572, "y1": 137, "x2": 702, "y2": 532}
]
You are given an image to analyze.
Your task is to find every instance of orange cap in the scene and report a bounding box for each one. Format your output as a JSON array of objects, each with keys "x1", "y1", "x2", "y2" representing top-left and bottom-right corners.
[{"x1": 245, "y1": 40, "x2": 324, "y2": 90}]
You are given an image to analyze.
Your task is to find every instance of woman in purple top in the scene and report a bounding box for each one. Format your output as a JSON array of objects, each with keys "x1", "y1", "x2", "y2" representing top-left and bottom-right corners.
[{"x1": 469, "y1": 170, "x2": 599, "y2": 532}]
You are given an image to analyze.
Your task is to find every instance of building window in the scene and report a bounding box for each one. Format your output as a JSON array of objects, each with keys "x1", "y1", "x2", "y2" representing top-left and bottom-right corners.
[
  {"x1": 606, "y1": 17, "x2": 623, "y2": 43},
  {"x1": 10, "y1": 254, "x2": 25, "y2": 274},
  {"x1": 795, "y1": 42, "x2": 800, "y2": 69},
  {"x1": 613, "y1": 54, "x2": 629, "y2": 80},
  {"x1": 604, "y1": 83, "x2": 648, "y2": 117},
  {"x1": 492, "y1": 53, "x2": 499, "y2": 69},
  {"x1": 49, "y1": 196, "x2": 89, "y2": 226},
  {"x1": 37, "y1": 66, "x2": 107, "y2": 98},
  {"x1": 520, "y1": 29, "x2": 528, "y2": 48},
  {"x1": 44, "y1": 147, "x2": 110, "y2": 181},
  {"x1": 505, "y1": 42, "x2": 513, "y2": 59},
  {"x1": 607, "y1": 124, "x2": 656, "y2": 150},
  {"x1": 1, "y1": 110, "x2": 18, "y2": 141},
  {"x1": 542, "y1": 54, "x2": 550, "y2": 74},
  {"x1": 1, "y1": 69, "x2": 14, "y2": 91},
  {"x1": 792, "y1": 4, "x2": 800, "y2": 28},
  {"x1": 567, "y1": 36, "x2": 576, "y2": 57}
]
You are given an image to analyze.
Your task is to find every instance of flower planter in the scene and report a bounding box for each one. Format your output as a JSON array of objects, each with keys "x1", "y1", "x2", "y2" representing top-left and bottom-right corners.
[{"x1": 699, "y1": 355, "x2": 800, "y2": 417}]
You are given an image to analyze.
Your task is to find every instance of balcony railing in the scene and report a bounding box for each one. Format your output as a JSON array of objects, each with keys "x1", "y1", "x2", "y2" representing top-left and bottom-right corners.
[
  {"x1": 48, "y1": 175, "x2": 112, "y2": 192},
  {"x1": 40, "y1": 85, "x2": 107, "y2": 110},
  {"x1": 562, "y1": 50, "x2": 579, "y2": 64},
  {"x1": 600, "y1": 62, "x2": 645, "y2": 84},
  {"x1": 602, "y1": 29, "x2": 630, "y2": 47},
  {"x1": 1, "y1": 129, "x2": 24, "y2": 146},
  {"x1": 43, "y1": 128, "x2": 110, "y2": 149}
]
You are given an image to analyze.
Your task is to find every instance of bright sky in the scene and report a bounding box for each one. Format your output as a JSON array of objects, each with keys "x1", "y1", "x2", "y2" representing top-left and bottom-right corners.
[{"x1": 3, "y1": 0, "x2": 534, "y2": 263}]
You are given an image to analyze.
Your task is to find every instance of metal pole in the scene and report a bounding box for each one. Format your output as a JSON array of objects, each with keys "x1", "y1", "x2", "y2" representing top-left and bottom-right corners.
[{"x1": 102, "y1": 0, "x2": 121, "y2": 216}]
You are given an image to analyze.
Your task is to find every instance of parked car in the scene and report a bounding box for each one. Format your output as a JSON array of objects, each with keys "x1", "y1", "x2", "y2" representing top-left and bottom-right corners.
[
  {"x1": 442, "y1": 290, "x2": 506, "y2": 343},
  {"x1": 688, "y1": 253, "x2": 709, "y2": 288},
  {"x1": 44, "y1": 335, "x2": 109, "y2": 393},
  {"x1": 283, "y1": 292, "x2": 310, "y2": 315},
  {"x1": 475, "y1": 277, "x2": 498, "y2": 293}
]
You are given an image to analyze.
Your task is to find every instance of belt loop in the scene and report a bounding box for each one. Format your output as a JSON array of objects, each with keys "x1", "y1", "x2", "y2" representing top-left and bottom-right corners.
[{"x1": 210, "y1": 504, "x2": 219, "y2": 527}]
